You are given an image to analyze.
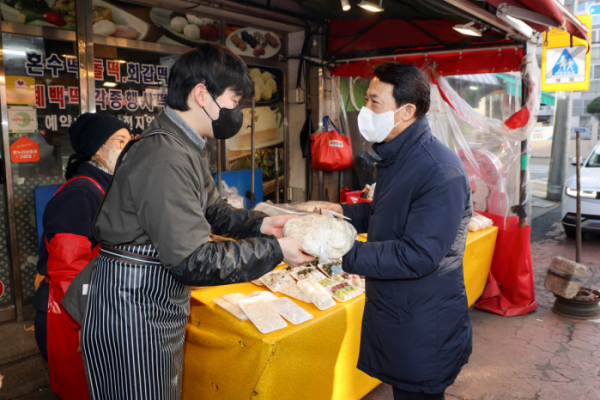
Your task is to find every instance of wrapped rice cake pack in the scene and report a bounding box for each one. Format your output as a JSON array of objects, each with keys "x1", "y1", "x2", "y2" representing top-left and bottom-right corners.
[{"x1": 283, "y1": 214, "x2": 357, "y2": 263}]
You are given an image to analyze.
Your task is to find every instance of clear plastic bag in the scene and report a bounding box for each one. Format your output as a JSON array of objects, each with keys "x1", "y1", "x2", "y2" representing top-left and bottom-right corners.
[
  {"x1": 469, "y1": 213, "x2": 494, "y2": 232},
  {"x1": 253, "y1": 201, "x2": 312, "y2": 217},
  {"x1": 220, "y1": 180, "x2": 247, "y2": 209},
  {"x1": 283, "y1": 213, "x2": 357, "y2": 263},
  {"x1": 425, "y1": 51, "x2": 539, "y2": 228}
]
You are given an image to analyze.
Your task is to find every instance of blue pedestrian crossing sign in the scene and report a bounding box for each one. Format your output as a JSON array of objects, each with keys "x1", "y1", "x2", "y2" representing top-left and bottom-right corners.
[
  {"x1": 545, "y1": 46, "x2": 587, "y2": 86},
  {"x1": 552, "y1": 49, "x2": 578, "y2": 76},
  {"x1": 541, "y1": 14, "x2": 591, "y2": 92}
]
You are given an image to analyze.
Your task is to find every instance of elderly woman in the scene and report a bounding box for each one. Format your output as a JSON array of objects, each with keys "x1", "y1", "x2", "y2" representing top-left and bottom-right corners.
[{"x1": 32, "y1": 113, "x2": 130, "y2": 400}]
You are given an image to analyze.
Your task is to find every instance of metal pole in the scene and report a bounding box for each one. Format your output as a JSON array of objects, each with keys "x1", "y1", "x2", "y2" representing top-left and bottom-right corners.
[
  {"x1": 217, "y1": 139, "x2": 222, "y2": 197},
  {"x1": 518, "y1": 43, "x2": 529, "y2": 229},
  {"x1": 318, "y1": 170, "x2": 324, "y2": 200},
  {"x1": 250, "y1": 98, "x2": 256, "y2": 208},
  {"x1": 575, "y1": 129, "x2": 582, "y2": 263},
  {"x1": 76, "y1": 0, "x2": 95, "y2": 113},
  {"x1": 275, "y1": 148, "x2": 279, "y2": 204},
  {"x1": 0, "y1": 32, "x2": 23, "y2": 321},
  {"x1": 547, "y1": 91, "x2": 572, "y2": 201}
]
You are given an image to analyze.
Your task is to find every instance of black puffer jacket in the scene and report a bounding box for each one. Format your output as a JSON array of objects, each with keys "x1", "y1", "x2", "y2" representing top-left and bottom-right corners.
[{"x1": 342, "y1": 117, "x2": 473, "y2": 394}]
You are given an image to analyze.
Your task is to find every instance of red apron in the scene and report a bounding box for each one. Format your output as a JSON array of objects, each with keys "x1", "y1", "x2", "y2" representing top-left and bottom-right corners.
[{"x1": 46, "y1": 177, "x2": 103, "y2": 400}]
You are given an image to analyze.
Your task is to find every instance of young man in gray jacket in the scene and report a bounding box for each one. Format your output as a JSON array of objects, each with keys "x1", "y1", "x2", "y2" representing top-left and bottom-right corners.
[{"x1": 80, "y1": 43, "x2": 313, "y2": 400}]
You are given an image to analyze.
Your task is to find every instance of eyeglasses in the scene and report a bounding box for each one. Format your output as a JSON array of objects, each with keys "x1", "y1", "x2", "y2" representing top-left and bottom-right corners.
[{"x1": 107, "y1": 138, "x2": 128, "y2": 149}]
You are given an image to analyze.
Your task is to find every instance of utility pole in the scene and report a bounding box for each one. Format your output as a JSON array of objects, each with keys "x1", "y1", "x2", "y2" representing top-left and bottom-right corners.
[{"x1": 547, "y1": 91, "x2": 572, "y2": 201}]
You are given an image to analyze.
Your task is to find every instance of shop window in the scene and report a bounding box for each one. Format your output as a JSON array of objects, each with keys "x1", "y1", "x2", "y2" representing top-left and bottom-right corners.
[
  {"x1": 573, "y1": 99, "x2": 584, "y2": 115},
  {"x1": 593, "y1": 30, "x2": 600, "y2": 44},
  {"x1": 0, "y1": 0, "x2": 76, "y2": 32},
  {"x1": 592, "y1": 46, "x2": 600, "y2": 60},
  {"x1": 580, "y1": 115, "x2": 592, "y2": 127},
  {"x1": 589, "y1": 81, "x2": 600, "y2": 93},
  {"x1": 593, "y1": 65, "x2": 600, "y2": 80},
  {"x1": 576, "y1": 1, "x2": 593, "y2": 14},
  {"x1": 3, "y1": 33, "x2": 79, "y2": 301},
  {"x1": 93, "y1": 45, "x2": 177, "y2": 137}
]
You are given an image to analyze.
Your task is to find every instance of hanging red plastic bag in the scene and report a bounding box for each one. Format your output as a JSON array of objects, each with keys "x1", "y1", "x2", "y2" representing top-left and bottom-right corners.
[
  {"x1": 310, "y1": 117, "x2": 352, "y2": 172},
  {"x1": 475, "y1": 212, "x2": 538, "y2": 317}
]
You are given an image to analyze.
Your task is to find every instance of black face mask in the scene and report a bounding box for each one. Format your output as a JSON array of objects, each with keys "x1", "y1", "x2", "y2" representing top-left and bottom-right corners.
[{"x1": 203, "y1": 93, "x2": 244, "y2": 140}]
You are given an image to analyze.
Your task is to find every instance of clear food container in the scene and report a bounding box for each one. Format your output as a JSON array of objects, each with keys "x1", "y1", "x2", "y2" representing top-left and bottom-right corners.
[
  {"x1": 238, "y1": 296, "x2": 288, "y2": 334},
  {"x1": 291, "y1": 266, "x2": 326, "y2": 282},
  {"x1": 297, "y1": 278, "x2": 335, "y2": 310},
  {"x1": 269, "y1": 297, "x2": 313, "y2": 325},
  {"x1": 260, "y1": 270, "x2": 295, "y2": 292},
  {"x1": 213, "y1": 293, "x2": 249, "y2": 321},
  {"x1": 279, "y1": 284, "x2": 311, "y2": 303}
]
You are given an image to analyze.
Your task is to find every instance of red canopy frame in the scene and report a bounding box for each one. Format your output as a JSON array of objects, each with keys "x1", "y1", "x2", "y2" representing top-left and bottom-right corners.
[{"x1": 331, "y1": 46, "x2": 524, "y2": 77}]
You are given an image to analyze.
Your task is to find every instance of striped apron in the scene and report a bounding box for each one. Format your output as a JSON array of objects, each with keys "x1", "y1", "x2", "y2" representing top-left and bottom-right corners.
[
  {"x1": 81, "y1": 244, "x2": 191, "y2": 400},
  {"x1": 81, "y1": 129, "x2": 192, "y2": 400}
]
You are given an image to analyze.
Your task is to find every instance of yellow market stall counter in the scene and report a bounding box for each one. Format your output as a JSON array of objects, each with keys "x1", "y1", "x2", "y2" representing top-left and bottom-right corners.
[{"x1": 181, "y1": 226, "x2": 498, "y2": 400}]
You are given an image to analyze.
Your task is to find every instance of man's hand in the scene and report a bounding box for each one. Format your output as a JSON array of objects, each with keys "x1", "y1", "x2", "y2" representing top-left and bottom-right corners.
[
  {"x1": 260, "y1": 215, "x2": 298, "y2": 238},
  {"x1": 277, "y1": 237, "x2": 314, "y2": 267},
  {"x1": 313, "y1": 203, "x2": 344, "y2": 215}
]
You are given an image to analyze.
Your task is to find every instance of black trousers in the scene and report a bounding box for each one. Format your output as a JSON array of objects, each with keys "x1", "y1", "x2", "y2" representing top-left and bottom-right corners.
[
  {"x1": 393, "y1": 387, "x2": 445, "y2": 400},
  {"x1": 34, "y1": 311, "x2": 48, "y2": 361}
]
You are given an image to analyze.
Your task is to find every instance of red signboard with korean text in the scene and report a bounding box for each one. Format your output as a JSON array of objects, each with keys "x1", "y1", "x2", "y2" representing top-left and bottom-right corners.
[{"x1": 11, "y1": 136, "x2": 40, "y2": 163}]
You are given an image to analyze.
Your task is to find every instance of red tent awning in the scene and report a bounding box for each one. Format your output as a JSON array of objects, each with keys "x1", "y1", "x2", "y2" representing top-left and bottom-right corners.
[
  {"x1": 324, "y1": 0, "x2": 588, "y2": 61},
  {"x1": 330, "y1": 46, "x2": 524, "y2": 77}
]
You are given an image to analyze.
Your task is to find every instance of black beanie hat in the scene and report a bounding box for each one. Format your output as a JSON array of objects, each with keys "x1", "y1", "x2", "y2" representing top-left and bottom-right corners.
[{"x1": 65, "y1": 113, "x2": 129, "y2": 179}]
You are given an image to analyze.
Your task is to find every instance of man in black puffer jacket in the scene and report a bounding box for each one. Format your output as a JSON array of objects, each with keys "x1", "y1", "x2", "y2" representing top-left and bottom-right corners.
[{"x1": 326, "y1": 63, "x2": 473, "y2": 400}]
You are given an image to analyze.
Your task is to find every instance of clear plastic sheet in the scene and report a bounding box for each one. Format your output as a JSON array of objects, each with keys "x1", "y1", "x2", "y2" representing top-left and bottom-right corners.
[
  {"x1": 425, "y1": 51, "x2": 539, "y2": 228},
  {"x1": 334, "y1": 51, "x2": 539, "y2": 228}
]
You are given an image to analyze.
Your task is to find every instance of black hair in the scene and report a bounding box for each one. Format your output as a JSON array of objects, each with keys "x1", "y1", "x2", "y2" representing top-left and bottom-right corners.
[
  {"x1": 166, "y1": 43, "x2": 254, "y2": 111},
  {"x1": 371, "y1": 62, "x2": 430, "y2": 119}
]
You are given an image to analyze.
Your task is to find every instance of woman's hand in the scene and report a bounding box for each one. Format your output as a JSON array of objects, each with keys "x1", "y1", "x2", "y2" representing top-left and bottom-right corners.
[
  {"x1": 277, "y1": 237, "x2": 314, "y2": 267},
  {"x1": 260, "y1": 215, "x2": 298, "y2": 238}
]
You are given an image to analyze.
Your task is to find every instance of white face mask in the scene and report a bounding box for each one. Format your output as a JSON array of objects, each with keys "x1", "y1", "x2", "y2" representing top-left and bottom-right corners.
[
  {"x1": 357, "y1": 103, "x2": 410, "y2": 143},
  {"x1": 100, "y1": 145, "x2": 121, "y2": 174}
]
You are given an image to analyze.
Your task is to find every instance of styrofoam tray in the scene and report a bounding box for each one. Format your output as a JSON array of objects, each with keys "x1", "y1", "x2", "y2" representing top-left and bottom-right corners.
[
  {"x1": 213, "y1": 293, "x2": 249, "y2": 321},
  {"x1": 316, "y1": 278, "x2": 337, "y2": 292},
  {"x1": 329, "y1": 282, "x2": 364, "y2": 302},
  {"x1": 319, "y1": 262, "x2": 344, "y2": 278},
  {"x1": 247, "y1": 291, "x2": 278, "y2": 301},
  {"x1": 291, "y1": 267, "x2": 326, "y2": 282},
  {"x1": 238, "y1": 296, "x2": 287, "y2": 334},
  {"x1": 297, "y1": 278, "x2": 335, "y2": 311},
  {"x1": 269, "y1": 297, "x2": 313, "y2": 325},
  {"x1": 279, "y1": 284, "x2": 311, "y2": 303},
  {"x1": 260, "y1": 270, "x2": 295, "y2": 292}
]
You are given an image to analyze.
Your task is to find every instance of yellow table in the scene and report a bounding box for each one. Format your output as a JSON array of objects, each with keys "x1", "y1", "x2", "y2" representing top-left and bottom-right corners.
[
  {"x1": 463, "y1": 226, "x2": 498, "y2": 306},
  {"x1": 182, "y1": 226, "x2": 498, "y2": 400}
]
